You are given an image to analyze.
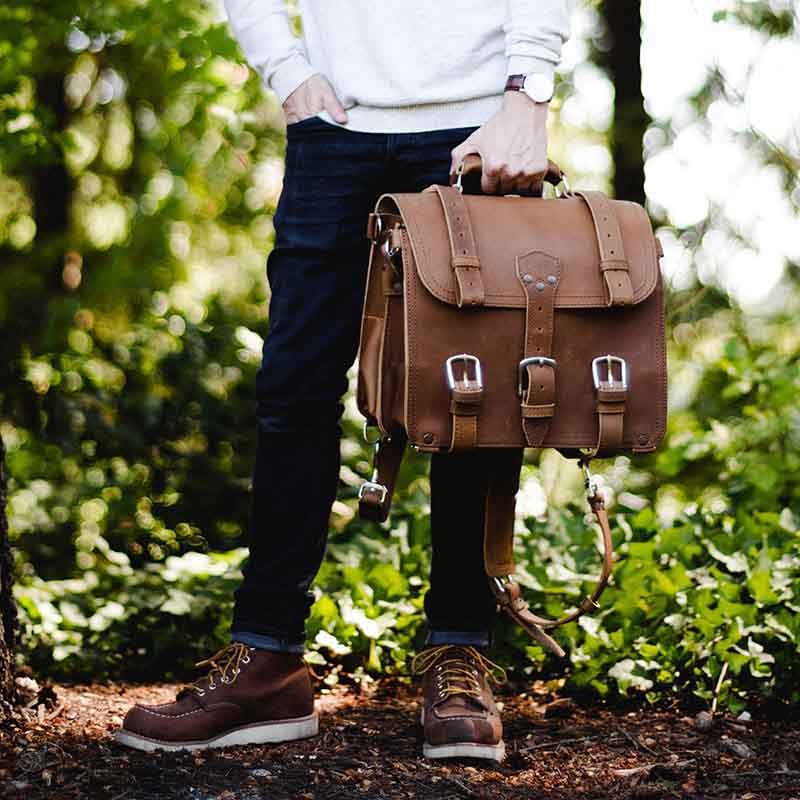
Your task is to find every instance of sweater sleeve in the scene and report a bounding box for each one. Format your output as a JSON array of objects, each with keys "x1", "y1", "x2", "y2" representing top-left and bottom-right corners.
[
  {"x1": 223, "y1": 0, "x2": 316, "y2": 104},
  {"x1": 505, "y1": 0, "x2": 572, "y2": 80}
]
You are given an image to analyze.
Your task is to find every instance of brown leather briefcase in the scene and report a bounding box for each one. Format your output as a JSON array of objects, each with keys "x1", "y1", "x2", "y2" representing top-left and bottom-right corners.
[{"x1": 356, "y1": 157, "x2": 667, "y2": 655}]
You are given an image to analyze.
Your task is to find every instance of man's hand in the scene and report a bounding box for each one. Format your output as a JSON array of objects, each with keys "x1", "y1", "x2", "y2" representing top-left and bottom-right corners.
[
  {"x1": 283, "y1": 74, "x2": 348, "y2": 125},
  {"x1": 451, "y1": 92, "x2": 549, "y2": 195}
]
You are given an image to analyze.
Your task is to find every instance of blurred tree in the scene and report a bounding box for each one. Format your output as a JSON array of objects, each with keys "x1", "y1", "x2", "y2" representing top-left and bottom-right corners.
[
  {"x1": 594, "y1": 0, "x2": 648, "y2": 203},
  {"x1": 0, "y1": 434, "x2": 16, "y2": 716}
]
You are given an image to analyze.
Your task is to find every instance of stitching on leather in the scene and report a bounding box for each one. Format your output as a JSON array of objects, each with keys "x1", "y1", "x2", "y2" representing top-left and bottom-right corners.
[
  {"x1": 136, "y1": 704, "x2": 203, "y2": 719},
  {"x1": 396, "y1": 194, "x2": 658, "y2": 309}
]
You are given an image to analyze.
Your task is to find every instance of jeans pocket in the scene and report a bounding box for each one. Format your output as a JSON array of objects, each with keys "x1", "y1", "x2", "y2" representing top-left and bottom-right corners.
[{"x1": 286, "y1": 115, "x2": 330, "y2": 135}]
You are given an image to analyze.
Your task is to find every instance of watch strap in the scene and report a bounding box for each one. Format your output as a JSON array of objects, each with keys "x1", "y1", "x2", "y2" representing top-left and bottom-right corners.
[{"x1": 505, "y1": 74, "x2": 526, "y2": 92}]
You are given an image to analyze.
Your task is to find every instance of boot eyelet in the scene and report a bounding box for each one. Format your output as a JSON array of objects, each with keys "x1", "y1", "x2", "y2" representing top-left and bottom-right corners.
[
  {"x1": 208, "y1": 682, "x2": 217, "y2": 690},
  {"x1": 196, "y1": 689, "x2": 205, "y2": 697},
  {"x1": 242, "y1": 657, "x2": 251, "y2": 664}
]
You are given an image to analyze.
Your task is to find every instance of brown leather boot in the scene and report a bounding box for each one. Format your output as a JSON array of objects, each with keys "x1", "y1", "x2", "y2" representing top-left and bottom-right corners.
[
  {"x1": 412, "y1": 645, "x2": 506, "y2": 762},
  {"x1": 115, "y1": 643, "x2": 317, "y2": 752}
]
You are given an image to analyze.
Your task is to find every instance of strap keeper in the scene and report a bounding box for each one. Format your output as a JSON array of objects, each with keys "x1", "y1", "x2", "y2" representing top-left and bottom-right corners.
[
  {"x1": 449, "y1": 386, "x2": 482, "y2": 416},
  {"x1": 599, "y1": 258, "x2": 630, "y2": 272},
  {"x1": 521, "y1": 403, "x2": 555, "y2": 419}
]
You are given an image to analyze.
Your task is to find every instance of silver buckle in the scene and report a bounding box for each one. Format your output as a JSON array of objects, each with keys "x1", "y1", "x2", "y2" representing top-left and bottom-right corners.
[
  {"x1": 445, "y1": 354, "x2": 483, "y2": 391},
  {"x1": 358, "y1": 481, "x2": 387, "y2": 504},
  {"x1": 517, "y1": 356, "x2": 556, "y2": 397},
  {"x1": 592, "y1": 355, "x2": 628, "y2": 390}
]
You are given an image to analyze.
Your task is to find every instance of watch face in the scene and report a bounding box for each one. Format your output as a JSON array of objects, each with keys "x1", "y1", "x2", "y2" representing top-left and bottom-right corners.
[{"x1": 523, "y1": 74, "x2": 555, "y2": 103}]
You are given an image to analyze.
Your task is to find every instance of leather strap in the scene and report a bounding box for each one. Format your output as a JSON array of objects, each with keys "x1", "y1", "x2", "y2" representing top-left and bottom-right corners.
[
  {"x1": 429, "y1": 185, "x2": 485, "y2": 307},
  {"x1": 449, "y1": 384, "x2": 482, "y2": 452},
  {"x1": 489, "y1": 487, "x2": 615, "y2": 658},
  {"x1": 595, "y1": 382, "x2": 626, "y2": 452},
  {"x1": 357, "y1": 432, "x2": 407, "y2": 523},
  {"x1": 574, "y1": 191, "x2": 634, "y2": 306},
  {"x1": 516, "y1": 252, "x2": 560, "y2": 447},
  {"x1": 357, "y1": 440, "x2": 615, "y2": 656},
  {"x1": 483, "y1": 449, "x2": 523, "y2": 577}
]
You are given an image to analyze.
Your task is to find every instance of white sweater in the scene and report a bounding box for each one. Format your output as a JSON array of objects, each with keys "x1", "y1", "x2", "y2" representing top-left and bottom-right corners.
[{"x1": 224, "y1": 1, "x2": 571, "y2": 133}]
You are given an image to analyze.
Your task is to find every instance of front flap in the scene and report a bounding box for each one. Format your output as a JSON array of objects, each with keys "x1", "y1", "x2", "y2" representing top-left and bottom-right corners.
[{"x1": 379, "y1": 191, "x2": 660, "y2": 309}]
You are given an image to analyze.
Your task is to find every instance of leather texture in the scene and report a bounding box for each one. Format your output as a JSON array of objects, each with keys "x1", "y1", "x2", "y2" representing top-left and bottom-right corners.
[
  {"x1": 358, "y1": 188, "x2": 666, "y2": 454},
  {"x1": 415, "y1": 646, "x2": 503, "y2": 752}
]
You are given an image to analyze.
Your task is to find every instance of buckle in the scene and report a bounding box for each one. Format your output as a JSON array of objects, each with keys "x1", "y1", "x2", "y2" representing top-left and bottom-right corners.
[
  {"x1": 445, "y1": 354, "x2": 483, "y2": 391},
  {"x1": 358, "y1": 481, "x2": 388, "y2": 505},
  {"x1": 517, "y1": 356, "x2": 556, "y2": 397},
  {"x1": 592, "y1": 355, "x2": 628, "y2": 390}
]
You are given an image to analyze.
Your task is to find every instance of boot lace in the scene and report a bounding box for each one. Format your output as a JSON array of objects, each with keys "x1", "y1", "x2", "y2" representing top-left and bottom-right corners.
[
  {"x1": 189, "y1": 643, "x2": 252, "y2": 697},
  {"x1": 411, "y1": 645, "x2": 506, "y2": 701}
]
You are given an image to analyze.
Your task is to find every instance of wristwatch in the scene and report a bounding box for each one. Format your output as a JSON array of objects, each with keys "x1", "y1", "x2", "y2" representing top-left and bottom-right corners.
[{"x1": 505, "y1": 73, "x2": 555, "y2": 104}]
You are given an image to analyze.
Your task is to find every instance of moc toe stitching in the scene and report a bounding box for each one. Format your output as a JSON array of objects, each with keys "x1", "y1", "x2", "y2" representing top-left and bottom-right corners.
[{"x1": 134, "y1": 705, "x2": 204, "y2": 719}]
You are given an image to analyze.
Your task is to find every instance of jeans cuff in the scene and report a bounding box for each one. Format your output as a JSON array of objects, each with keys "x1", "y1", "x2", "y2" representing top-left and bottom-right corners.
[
  {"x1": 232, "y1": 631, "x2": 305, "y2": 654},
  {"x1": 425, "y1": 629, "x2": 491, "y2": 648}
]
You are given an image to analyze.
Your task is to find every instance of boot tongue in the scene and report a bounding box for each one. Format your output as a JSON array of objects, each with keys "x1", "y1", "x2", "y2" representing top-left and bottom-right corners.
[
  {"x1": 175, "y1": 685, "x2": 204, "y2": 705},
  {"x1": 436, "y1": 652, "x2": 488, "y2": 712}
]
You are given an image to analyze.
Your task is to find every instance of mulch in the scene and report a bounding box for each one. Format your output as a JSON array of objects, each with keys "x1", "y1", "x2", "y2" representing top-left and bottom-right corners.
[{"x1": 1, "y1": 676, "x2": 799, "y2": 800}]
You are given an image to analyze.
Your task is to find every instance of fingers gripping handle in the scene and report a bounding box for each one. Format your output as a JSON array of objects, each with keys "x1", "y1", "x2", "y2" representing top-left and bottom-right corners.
[{"x1": 452, "y1": 154, "x2": 565, "y2": 194}]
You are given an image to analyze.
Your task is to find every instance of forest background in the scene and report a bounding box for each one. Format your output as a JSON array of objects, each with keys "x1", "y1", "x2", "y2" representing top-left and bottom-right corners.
[{"x1": 0, "y1": 0, "x2": 798, "y2": 715}]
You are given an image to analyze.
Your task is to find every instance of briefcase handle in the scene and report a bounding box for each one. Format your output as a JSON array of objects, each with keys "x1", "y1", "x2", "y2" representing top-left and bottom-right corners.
[{"x1": 451, "y1": 153, "x2": 566, "y2": 195}]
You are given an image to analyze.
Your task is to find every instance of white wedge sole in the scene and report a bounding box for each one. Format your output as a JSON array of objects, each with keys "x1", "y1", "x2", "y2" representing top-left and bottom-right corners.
[
  {"x1": 422, "y1": 740, "x2": 506, "y2": 762},
  {"x1": 114, "y1": 711, "x2": 319, "y2": 753},
  {"x1": 419, "y1": 708, "x2": 505, "y2": 762}
]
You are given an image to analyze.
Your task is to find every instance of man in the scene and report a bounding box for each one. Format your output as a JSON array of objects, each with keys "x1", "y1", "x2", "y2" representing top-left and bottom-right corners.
[{"x1": 116, "y1": 0, "x2": 570, "y2": 761}]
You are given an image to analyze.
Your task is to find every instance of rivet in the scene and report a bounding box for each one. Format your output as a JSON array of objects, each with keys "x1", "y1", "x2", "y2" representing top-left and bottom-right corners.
[
  {"x1": 522, "y1": 273, "x2": 533, "y2": 284},
  {"x1": 547, "y1": 275, "x2": 557, "y2": 285},
  {"x1": 536, "y1": 281, "x2": 546, "y2": 291},
  {"x1": 423, "y1": 432, "x2": 435, "y2": 445}
]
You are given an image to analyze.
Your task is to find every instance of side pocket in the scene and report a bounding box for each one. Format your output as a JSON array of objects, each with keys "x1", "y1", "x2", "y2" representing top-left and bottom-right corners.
[{"x1": 357, "y1": 314, "x2": 384, "y2": 423}]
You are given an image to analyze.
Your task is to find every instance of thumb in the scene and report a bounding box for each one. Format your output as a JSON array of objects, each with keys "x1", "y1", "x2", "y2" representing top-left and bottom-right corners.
[
  {"x1": 323, "y1": 88, "x2": 348, "y2": 124},
  {"x1": 450, "y1": 133, "x2": 481, "y2": 176}
]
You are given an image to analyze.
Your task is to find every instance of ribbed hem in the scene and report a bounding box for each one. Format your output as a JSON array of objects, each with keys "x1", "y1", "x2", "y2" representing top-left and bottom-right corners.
[{"x1": 320, "y1": 94, "x2": 505, "y2": 134}]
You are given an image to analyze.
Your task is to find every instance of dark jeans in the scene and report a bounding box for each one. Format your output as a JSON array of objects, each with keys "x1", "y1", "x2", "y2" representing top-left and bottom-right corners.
[{"x1": 231, "y1": 117, "x2": 499, "y2": 651}]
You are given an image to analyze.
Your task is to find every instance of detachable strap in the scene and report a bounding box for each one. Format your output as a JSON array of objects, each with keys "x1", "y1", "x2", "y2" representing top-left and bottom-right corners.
[
  {"x1": 573, "y1": 191, "x2": 634, "y2": 306},
  {"x1": 358, "y1": 432, "x2": 407, "y2": 523},
  {"x1": 516, "y1": 252, "x2": 560, "y2": 447},
  {"x1": 429, "y1": 185, "x2": 485, "y2": 307},
  {"x1": 483, "y1": 454, "x2": 615, "y2": 658},
  {"x1": 483, "y1": 449, "x2": 524, "y2": 577}
]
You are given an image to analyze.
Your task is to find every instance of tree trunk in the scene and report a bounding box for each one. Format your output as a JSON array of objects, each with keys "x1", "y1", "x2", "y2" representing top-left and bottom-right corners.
[
  {"x1": 0, "y1": 433, "x2": 17, "y2": 718},
  {"x1": 600, "y1": 0, "x2": 648, "y2": 204}
]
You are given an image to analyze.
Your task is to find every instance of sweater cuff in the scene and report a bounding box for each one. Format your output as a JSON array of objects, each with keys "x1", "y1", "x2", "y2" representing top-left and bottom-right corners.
[
  {"x1": 267, "y1": 53, "x2": 317, "y2": 105},
  {"x1": 507, "y1": 55, "x2": 557, "y2": 82}
]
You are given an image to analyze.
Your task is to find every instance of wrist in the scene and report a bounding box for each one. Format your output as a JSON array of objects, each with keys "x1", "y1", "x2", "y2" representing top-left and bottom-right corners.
[{"x1": 502, "y1": 90, "x2": 548, "y2": 114}]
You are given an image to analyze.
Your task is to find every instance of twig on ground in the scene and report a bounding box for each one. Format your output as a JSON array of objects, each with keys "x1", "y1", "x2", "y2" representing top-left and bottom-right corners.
[
  {"x1": 518, "y1": 734, "x2": 615, "y2": 753},
  {"x1": 616, "y1": 724, "x2": 658, "y2": 757}
]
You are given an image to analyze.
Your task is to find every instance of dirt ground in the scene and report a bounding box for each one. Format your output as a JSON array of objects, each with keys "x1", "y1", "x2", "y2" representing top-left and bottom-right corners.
[{"x1": 1, "y1": 677, "x2": 799, "y2": 800}]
